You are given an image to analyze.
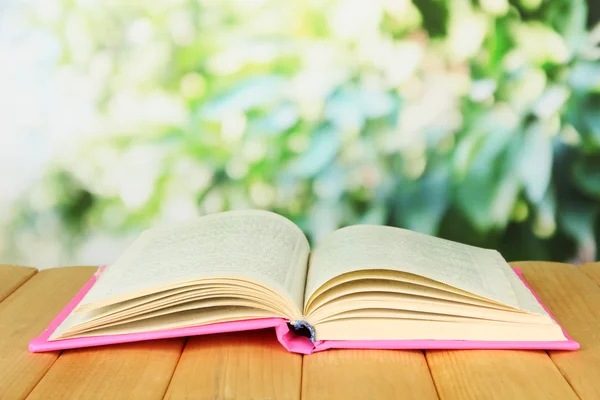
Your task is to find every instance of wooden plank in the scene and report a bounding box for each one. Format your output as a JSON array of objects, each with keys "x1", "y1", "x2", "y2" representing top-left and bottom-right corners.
[
  {"x1": 516, "y1": 261, "x2": 600, "y2": 399},
  {"x1": 27, "y1": 339, "x2": 185, "y2": 400},
  {"x1": 301, "y1": 349, "x2": 438, "y2": 400},
  {"x1": 165, "y1": 330, "x2": 302, "y2": 400},
  {"x1": 580, "y1": 262, "x2": 600, "y2": 287},
  {"x1": 427, "y1": 350, "x2": 577, "y2": 400},
  {"x1": 0, "y1": 264, "x2": 37, "y2": 302},
  {"x1": 0, "y1": 267, "x2": 96, "y2": 400},
  {"x1": 425, "y1": 262, "x2": 583, "y2": 400}
]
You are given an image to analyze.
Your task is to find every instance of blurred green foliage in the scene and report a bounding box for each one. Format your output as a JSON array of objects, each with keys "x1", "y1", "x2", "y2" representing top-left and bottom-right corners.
[{"x1": 10, "y1": 0, "x2": 600, "y2": 263}]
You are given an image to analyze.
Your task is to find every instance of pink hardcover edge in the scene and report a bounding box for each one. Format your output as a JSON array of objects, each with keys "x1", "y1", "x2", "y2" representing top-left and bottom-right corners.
[
  {"x1": 29, "y1": 266, "x2": 579, "y2": 354},
  {"x1": 28, "y1": 266, "x2": 287, "y2": 352}
]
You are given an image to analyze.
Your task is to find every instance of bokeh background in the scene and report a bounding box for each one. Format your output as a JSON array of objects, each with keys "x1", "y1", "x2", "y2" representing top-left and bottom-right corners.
[{"x1": 1, "y1": 0, "x2": 599, "y2": 268}]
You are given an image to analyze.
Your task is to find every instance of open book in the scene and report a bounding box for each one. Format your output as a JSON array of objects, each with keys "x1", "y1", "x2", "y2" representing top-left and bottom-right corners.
[{"x1": 30, "y1": 210, "x2": 578, "y2": 354}]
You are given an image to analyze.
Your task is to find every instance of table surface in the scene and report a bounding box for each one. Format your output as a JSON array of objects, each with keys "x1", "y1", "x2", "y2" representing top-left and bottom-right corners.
[{"x1": 1, "y1": 262, "x2": 600, "y2": 400}]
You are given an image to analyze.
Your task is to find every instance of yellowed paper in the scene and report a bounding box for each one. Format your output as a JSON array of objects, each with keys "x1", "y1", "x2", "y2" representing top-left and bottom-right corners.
[
  {"x1": 77, "y1": 210, "x2": 310, "y2": 312},
  {"x1": 305, "y1": 225, "x2": 521, "y2": 309}
]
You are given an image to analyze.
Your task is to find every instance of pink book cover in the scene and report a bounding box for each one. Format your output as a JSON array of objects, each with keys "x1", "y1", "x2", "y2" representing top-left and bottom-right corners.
[{"x1": 29, "y1": 267, "x2": 580, "y2": 354}]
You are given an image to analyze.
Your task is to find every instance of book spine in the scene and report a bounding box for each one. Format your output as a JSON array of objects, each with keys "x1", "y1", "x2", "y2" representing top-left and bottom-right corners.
[
  {"x1": 274, "y1": 321, "x2": 316, "y2": 354},
  {"x1": 289, "y1": 320, "x2": 316, "y2": 342}
]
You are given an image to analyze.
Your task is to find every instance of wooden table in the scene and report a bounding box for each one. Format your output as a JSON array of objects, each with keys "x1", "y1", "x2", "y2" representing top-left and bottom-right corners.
[{"x1": 1, "y1": 262, "x2": 600, "y2": 399}]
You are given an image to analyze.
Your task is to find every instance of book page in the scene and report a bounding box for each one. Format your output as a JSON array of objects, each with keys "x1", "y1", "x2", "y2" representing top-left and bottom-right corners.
[
  {"x1": 503, "y1": 266, "x2": 550, "y2": 318},
  {"x1": 78, "y1": 210, "x2": 310, "y2": 311},
  {"x1": 313, "y1": 317, "x2": 567, "y2": 342},
  {"x1": 304, "y1": 225, "x2": 521, "y2": 310}
]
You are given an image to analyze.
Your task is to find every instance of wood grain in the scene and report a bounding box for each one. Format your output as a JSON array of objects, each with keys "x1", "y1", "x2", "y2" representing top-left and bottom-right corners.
[
  {"x1": 2, "y1": 261, "x2": 598, "y2": 399},
  {"x1": 27, "y1": 339, "x2": 185, "y2": 400},
  {"x1": 0, "y1": 264, "x2": 37, "y2": 302},
  {"x1": 165, "y1": 330, "x2": 302, "y2": 400},
  {"x1": 301, "y1": 349, "x2": 438, "y2": 400},
  {"x1": 580, "y1": 262, "x2": 600, "y2": 288},
  {"x1": 0, "y1": 266, "x2": 96, "y2": 400},
  {"x1": 427, "y1": 350, "x2": 577, "y2": 400},
  {"x1": 516, "y1": 261, "x2": 600, "y2": 399},
  {"x1": 425, "y1": 262, "x2": 583, "y2": 400}
]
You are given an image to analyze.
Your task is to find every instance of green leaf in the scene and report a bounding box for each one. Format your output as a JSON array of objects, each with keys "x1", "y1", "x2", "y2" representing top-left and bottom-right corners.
[
  {"x1": 569, "y1": 62, "x2": 600, "y2": 93},
  {"x1": 452, "y1": 134, "x2": 482, "y2": 181},
  {"x1": 454, "y1": 115, "x2": 524, "y2": 232},
  {"x1": 467, "y1": 121, "x2": 515, "y2": 171},
  {"x1": 518, "y1": 0, "x2": 542, "y2": 12},
  {"x1": 358, "y1": 204, "x2": 388, "y2": 225},
  {"x1": 456, "y1": 157, "x2": 520, "y2": 232},
  {"x1": 313, "y1": 166, "x2": 346, "y2": 200},
  {"x1": 572, "y1": 155, "x2": 600, "y2": 198},
  {"x1": 412, "y1": 0, "x2": 448, "y2": 37},
  {"x1": 582, "y1": 96, "x2": 600, "y2": 143},
  {"x1": 201, "y1": 76, "x2": 286, "y2": 120},
  {"x1": 394, "y1": 168, "x2": 450, "y2": 235},
  {"x1": 286, "y1": 127, "x2": 340, "y2": 177},
  {"x1": 308, "y1": 200, "x2": 343, "y2": 241},
  {"x1": 558, "y1": 201, "x2": 598, "y2": 245},
  {"x1": 545, "y1": 0, "x2": 587, "y2": 51},
  {"x1": 565, "y1": 93, "x2": 600, "y2": 149},
  {"x1": 532, "y1": 189, "x2": 557, "y2": 238},
  {"x1": 483, "y1": 18, "x2": 512, "y2": 74},
  {"x1": 325, "y1": 89, "x2": 364, "y2": 132},
  {"x1": 247, "y1": 104, "x2": 298, "y2": 138},
  {"x1": 360, "y1": 90, "x2": 397, "y2": 119},
  {"x1": 517, "y1": 124, "x2": 553, "y2": 204}
]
